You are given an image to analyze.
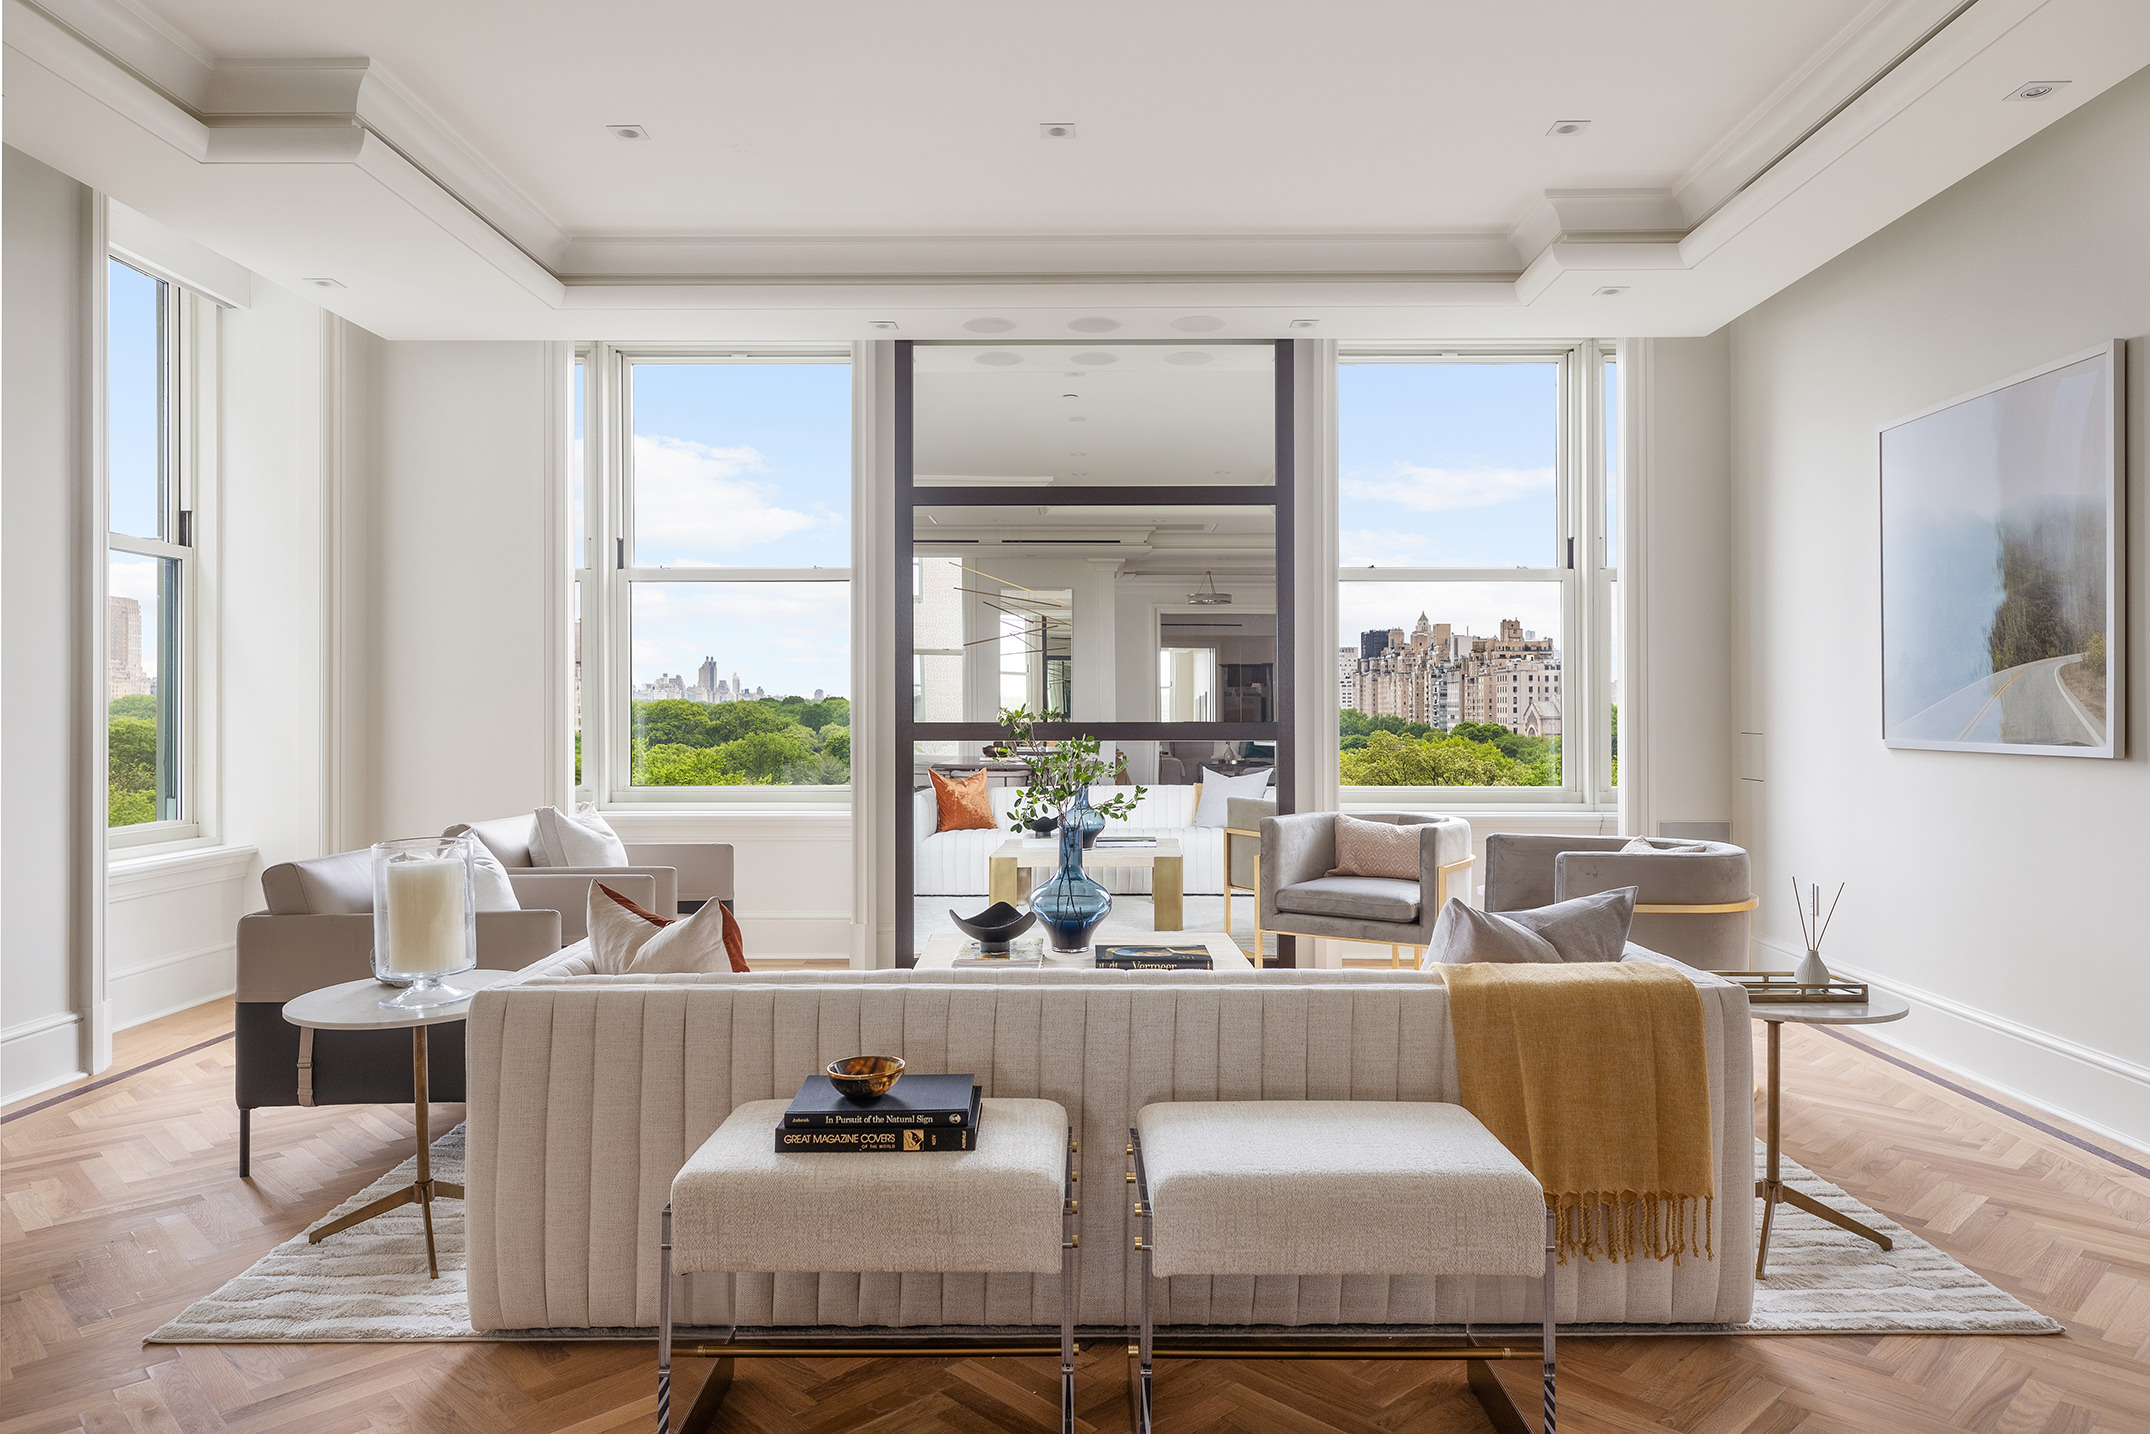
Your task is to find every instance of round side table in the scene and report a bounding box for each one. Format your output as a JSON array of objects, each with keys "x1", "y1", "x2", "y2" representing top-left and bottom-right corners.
[
  {"x1": 1748, "y1": 991, "x2": 1909, "y2": 1278},
  {"x1": 281, "y1": 969, "x2": 516, "y2": 1278}
]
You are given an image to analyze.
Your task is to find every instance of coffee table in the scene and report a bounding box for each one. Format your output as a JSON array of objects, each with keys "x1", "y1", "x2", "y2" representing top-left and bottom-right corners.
[
  {"x1": 1748, "y1": 989, "x2": 1910, "y2": 1277},
  {"x1": 282, "y1": 968, "x2": 516, "y2": 1278},
  {"x1": 916, "y1": 930, "x2": 1253, "y2": 971},
  {"x1": 989, "y1": 837, "x2": 1184, "y2": 930}
]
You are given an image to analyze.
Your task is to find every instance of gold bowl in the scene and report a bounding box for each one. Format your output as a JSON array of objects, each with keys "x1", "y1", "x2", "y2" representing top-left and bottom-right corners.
[{"x1": 827, "y1": 1054, "x2": 905, "y2": 1101}]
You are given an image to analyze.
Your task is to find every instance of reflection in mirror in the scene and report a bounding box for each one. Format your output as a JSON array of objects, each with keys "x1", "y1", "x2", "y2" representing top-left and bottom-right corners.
[
  {"x1": 913, "y1": 505, "x2": 1275, "y2": 730},
  {"x1": 913, "y1": 344, "x2": 1274, "y2": 489}
]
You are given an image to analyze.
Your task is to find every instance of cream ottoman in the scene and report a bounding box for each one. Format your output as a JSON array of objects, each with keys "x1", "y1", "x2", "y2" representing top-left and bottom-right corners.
[
  {"x1": 1130, "y1": 1100, "x2": 1555, "y2": 1434},
  {"x1": 659, "y1": 1095, "x2": 1078, "y2": 1434}
]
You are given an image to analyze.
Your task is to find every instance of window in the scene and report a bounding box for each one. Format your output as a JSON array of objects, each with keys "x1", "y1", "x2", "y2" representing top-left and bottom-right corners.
[
  {"x1": 578, "y1": 352, "x2": 853, "y2": 798},
  {"x1": 107, "y1": 258, "x2": 212, "y2": 840},
  {"x1": 1336, "y1": 346, "x2": 1616, "y2": 803}
]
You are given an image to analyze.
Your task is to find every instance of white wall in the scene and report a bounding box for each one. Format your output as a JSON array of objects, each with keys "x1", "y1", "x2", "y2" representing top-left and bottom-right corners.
[
  {"x1": 2, "y1": 147, "x2": 94, "y2": 1095},
  {"x1": 1730, "y1": 69, "x2": 2150, "y2": 1148}
]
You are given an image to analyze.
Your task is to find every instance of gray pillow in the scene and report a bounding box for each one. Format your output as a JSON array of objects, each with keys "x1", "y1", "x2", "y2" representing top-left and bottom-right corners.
[
  {"x1": 1426, "y1": 899, "x2": 1562, "y2": 965},
  {"x1": 1499, "y1": 885, "x2": 1638, "y2": 963}
]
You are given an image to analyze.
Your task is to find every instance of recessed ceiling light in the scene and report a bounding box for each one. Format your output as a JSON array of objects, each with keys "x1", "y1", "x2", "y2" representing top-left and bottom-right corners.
[
  {"x1": 1593, "y1": 285, "x2": 1629, "y2": 297},
  {"x1": 607, "y1": 124, "x2": 651, "y2": 140},
  {"x1": 1071, "y1": 351, "x2": 1118, "y2": 365},
  {"x1": 1068, "y1": 316, "x2": 1119, "y2": 333},
  {"x1": 868, "y1": 320, "x2": 899, "y2": 331},
  {"x1": 974, "y1": 351, "x2": 1023, "y2": 366},
  {"x1": 964, "y1": 317, "x2": 1017, "y2": 334},
  {"x1": 1163, "y1": 351, "x2": 1214, "y2": 366},
  {"x1": 1039, "y1": 122, "x2": 1077, "y2": 139},
  {"x1": 1170, "y1": 316, "x2": 1226, "y2": 333},
  {"x1": 1069, "y1": 451, "x2": 1087, "y2": 456},
  {"x1": 1068, "y1": 416, "x2": 1087, "y2": 422},
  {"x1": 2005, "y1": 81, "x2": 2070, "y2": 101},
  {"x1": 300, "y1": 277, "x2": 344, "y2": 289},
  {"x1": 1546, "y1": 119, "x2": 1591, "y2": 136},
  {"x1": 1288, "y1": 318, "x2": 1319, "y2": 329},
  {"x1": 1062, "y1": 393, "x2": 1080, "y2": 399}
]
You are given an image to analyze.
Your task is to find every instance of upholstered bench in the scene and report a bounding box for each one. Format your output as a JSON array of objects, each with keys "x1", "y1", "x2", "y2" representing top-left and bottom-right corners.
[
  {"x1": 1129, "y1": 1100, "x2": 1555, "y2": 1434},
  {"x1": 659, "y1": 1096, "x2": 1079, "y2": 1434}
]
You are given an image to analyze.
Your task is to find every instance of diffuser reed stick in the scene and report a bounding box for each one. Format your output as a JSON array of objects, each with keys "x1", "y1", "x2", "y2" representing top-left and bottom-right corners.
[{"x1": 1790, "y1": 879, "x2": 1845, "y2": 987}]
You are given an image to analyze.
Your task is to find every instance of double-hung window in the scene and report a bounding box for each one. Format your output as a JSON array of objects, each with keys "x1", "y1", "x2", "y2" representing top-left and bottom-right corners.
[
  {"x1": 577, "y1": 350, "x2": 853, "y2": 800},
  {"x1": 106, "y1": 258, "x2": 212, "y2": 841},
  {"x1": 1336, "y1": 343, "x2": 1617, "y2": 807}
]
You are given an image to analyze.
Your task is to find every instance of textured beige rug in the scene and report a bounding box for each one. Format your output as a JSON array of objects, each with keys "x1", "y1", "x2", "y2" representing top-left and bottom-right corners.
[{"x1": 146, "y1": 1126, "x2": 2061, "y2": 1343}]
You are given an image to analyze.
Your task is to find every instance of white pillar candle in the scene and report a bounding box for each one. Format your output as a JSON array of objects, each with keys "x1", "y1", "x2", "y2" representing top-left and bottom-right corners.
[{"x1": 385, "y1": 857, "x2": 467, "y2": 974}]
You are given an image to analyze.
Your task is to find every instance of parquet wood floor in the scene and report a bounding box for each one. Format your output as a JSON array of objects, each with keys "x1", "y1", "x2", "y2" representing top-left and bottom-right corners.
[{"x1": 3, "y1": 1004, "x2": 2144, "y2": 1433}]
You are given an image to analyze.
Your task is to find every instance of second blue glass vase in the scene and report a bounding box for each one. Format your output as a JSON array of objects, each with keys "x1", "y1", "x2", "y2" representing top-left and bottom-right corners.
[{"x1": 1030, "y1": 809, "x2": 1111, "y2": 953}]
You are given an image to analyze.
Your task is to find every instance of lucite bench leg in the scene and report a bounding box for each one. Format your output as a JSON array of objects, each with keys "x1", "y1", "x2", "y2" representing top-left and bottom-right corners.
[
  {"x1": 658, "y1": 1206, "x2": 672, "y2": 1434},
  {"x1": 1061, "y1": 1126, "x2": 1079, "y2": 1434},
  {"x1": 1130, "y1": 1128, "x2": 1155, "y2": 1434}
]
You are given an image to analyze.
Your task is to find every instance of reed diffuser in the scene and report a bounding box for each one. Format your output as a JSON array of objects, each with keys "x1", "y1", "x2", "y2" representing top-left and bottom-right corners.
[{"x1": 1790, "y1": 879, "x2": 1844, "y2": 987}]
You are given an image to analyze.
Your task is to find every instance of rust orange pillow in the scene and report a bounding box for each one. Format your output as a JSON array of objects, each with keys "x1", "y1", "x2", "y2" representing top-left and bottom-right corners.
[{"x1": 930, "y1": 768, "x2": 997, "y2": 833}]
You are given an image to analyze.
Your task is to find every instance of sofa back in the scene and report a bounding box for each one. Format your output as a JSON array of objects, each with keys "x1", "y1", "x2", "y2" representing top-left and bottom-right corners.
[{"x1": 463, "y1": 958, "x2": 1753, "y2": 1334}]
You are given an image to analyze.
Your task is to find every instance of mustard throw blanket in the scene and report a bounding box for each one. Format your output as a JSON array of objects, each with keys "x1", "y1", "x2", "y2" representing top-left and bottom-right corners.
[{"x1": 1442, "y1": 961, "x2": 1714, "y2": 1263}]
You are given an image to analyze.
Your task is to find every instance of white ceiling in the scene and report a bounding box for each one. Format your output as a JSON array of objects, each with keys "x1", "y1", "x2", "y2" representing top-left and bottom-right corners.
[{"x1": 7, "y1": 0, "x2": 2147, "y2": 338}]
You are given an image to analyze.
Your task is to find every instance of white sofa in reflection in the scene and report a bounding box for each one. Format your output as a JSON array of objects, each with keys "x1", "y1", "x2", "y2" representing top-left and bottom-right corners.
[{"x1": 914, "y1": 782, "x2": 1268, "y2": 896}]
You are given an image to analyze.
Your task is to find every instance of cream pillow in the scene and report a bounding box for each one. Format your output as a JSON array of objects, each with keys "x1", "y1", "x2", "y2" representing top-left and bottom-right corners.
[
  {"x1": 533, "y1": 802, "x2": 629, "y2": 866},
  {"x1": 1194, "y1": 766, "x2": 1272, "y2": 828},
  {"x1": 1424, "y1": 899, "x2": 1562, "y2": 965},
  {"x1": 463, "y1": 838, "x2": 520, "y2": 912},
  {"x1": 1327, "y1": 813, "x2": 1422, "y2": 880},
  {"x1": 1621, "y1": 836, "x2": 1710, "y2": 853},
  {"x1": 585, "y1": 883, "x2": 737, "y2": 975}
]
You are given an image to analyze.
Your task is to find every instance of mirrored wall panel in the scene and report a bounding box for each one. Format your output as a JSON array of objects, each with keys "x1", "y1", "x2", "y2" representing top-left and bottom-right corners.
[
  {"x1": 912, "y1": 344, "x2": 1275, "y2": 490},
  {"x1": 912, "y1": 504, "x2": 1276, "y2": 732}
]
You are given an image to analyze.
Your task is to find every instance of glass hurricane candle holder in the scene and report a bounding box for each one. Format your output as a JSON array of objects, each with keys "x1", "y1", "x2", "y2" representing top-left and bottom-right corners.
[{"x1": 371, "y1": 835, "x2": 478, "y2": 1008}]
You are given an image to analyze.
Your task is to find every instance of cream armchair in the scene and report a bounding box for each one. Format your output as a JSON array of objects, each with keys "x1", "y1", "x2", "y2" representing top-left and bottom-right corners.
[{"x1": 443, "y1": 815, "x2": 736, "y2": 942}]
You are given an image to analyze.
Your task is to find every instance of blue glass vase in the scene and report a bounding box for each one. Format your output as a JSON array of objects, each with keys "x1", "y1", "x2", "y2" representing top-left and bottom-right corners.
[
  {"x1": 1072, "y1": 788, "x2": 1107, "y2": 849},
  {"x1": 1030, "y1": 809, "x2": 1112, "y2": 953}
]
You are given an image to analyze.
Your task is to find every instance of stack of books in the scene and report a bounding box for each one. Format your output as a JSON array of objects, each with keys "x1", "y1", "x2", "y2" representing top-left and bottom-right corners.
[
  {"x1": 775, "y1": 1073, "x2": 982, "y2": 1152},
  {"x1": 1094, "y1": 943, "x2": 1214, "y2": 970}
]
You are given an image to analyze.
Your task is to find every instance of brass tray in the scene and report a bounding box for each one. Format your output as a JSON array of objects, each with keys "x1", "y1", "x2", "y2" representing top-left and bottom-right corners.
[{"x1": 1726, "y1": 972, "x2": 1870, "y2": 1004}]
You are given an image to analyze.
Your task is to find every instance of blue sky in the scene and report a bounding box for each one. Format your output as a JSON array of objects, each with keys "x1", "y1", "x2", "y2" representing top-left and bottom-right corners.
[
  {"x1": 108, "y1": 260, "x2": 164, "y2": 688},
  {"x1": 1336, "y1": 361, "x2": 1563, "y2": 651},
  {"x1": 594, "y1": 362, "x2": 854, "y2": 698}
]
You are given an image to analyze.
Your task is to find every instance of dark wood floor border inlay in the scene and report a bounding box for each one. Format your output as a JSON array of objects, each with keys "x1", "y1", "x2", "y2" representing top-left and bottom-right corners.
[
  {"x1": 0, "y1": 1031, "x2": 233, "y2": 1125},
  {"x1": 1815, "y1": 1025, "x2": 2150, "y2": 1180}
]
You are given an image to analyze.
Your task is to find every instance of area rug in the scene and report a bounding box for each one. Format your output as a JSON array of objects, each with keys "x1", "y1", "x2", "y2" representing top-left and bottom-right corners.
[{"x1": 146, "y1": 1127, "x2": 2061, "y2": 1343}]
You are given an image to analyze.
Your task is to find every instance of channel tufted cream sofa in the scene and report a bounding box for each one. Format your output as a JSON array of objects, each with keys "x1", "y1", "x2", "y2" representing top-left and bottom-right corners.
[{"x1": 462, "y1": 953, "x2": 1754, "y2": 1334}]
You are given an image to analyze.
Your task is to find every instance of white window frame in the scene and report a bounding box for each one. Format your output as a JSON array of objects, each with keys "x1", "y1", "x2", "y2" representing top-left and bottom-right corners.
[
  {"x1": 1335, "y1": 341, "x2": 1618, "y2": 811},
  {"x1": 105, "y1": 258, "x2": 218, "y2": 850},
  {"x1": 577, "y1": 344, "x2": 855, "y2": 805}
]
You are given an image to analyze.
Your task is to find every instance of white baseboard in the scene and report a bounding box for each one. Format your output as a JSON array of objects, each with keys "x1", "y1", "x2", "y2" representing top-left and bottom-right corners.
[
  {"x1": 2, "y1": 1011, "x2": 87, "y2": 1105},
  {"x1": 1756, "y1": 936, "x2": 2150, "y2": 1155},
  {"x1": 108, "y1": 940, "x2": 238, "y2": 1030}
]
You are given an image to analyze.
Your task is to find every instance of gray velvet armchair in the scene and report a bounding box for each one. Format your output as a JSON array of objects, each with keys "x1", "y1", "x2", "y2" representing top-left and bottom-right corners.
[
  {"x1": 1482, "y1": 834, "x2": 1755, "y2": 970},
  {"x1": 1257, "y1": 812, "x2": 1474, "y2": 966}
]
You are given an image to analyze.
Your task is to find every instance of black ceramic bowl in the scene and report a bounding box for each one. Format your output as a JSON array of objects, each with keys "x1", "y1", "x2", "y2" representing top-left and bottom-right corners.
[
  {"x1": 827, "y1": 1054, "x2": 905, "y2": 1101},
  {"x1": 949, "y1": 901, "x2": 1038, "y2": 953}
]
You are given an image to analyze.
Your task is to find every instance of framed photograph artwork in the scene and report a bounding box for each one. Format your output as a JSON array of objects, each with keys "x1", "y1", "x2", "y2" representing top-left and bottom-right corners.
[{"x1": 1879, "y1": 342, "x2": 2124, "y2": 757}]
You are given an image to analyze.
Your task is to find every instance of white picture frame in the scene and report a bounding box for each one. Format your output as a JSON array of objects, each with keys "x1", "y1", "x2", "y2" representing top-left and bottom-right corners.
[{"x1": 1879, "y1": 341, "x2": 2124, "y2": 758}]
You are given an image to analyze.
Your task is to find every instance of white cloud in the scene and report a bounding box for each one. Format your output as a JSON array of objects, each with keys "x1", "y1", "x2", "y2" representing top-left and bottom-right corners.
[
  {"x1": 1342, "y1": 464, "x2": 1553, "y2": 513},
  {"x1": 631, "y1": 435, "x2": 835, "y2": 559}
]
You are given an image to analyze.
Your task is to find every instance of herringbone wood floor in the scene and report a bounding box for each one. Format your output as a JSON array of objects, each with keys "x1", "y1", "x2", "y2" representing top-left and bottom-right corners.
[{"x1": 3, "y1": 1001, "x2": 2146, "y2": 1433}]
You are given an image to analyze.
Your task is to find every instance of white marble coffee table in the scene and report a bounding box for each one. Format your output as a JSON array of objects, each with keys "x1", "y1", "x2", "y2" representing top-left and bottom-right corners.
[
  {"x1": 282, "y1": 969, "x2": 516, "y2": 1277},
  {"x1": 916, "y1": 930, "x2": 1253, "y2": 971}
]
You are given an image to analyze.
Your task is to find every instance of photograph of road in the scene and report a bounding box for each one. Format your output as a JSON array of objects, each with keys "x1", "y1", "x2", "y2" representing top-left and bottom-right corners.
[{"x1": 1881, "y1": 345, "x2": 2119, "y2": 757}]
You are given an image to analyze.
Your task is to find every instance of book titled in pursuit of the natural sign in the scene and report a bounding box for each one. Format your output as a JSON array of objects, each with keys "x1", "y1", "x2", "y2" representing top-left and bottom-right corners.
[
  {"x1": 777, "y1": 1077, "x2": 983, "y2": 1152},
  {"x1": 783, "y1": 1073, "x2": 979, "y2": 1127}
]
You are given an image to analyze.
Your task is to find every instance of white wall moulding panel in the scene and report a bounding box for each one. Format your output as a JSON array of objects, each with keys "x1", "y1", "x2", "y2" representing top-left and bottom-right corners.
[
  {"x1": 9, "y1": 0, "x2": 2149, "y2": 339},
  {"x1": 1, "y1": 1013, "x2": 85, "y2": 1105},
  {"x1": 604, "y1": 809, "x2": 855, "y2": 963},
  {"x1": 1730, "y1": 67, "x2": 2149, "y2": 1151}
]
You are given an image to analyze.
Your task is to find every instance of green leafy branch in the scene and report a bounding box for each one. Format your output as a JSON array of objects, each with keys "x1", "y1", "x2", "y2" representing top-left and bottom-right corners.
[{"x1": 995, "y1": 706, "x2": 1145, "y2": 832}]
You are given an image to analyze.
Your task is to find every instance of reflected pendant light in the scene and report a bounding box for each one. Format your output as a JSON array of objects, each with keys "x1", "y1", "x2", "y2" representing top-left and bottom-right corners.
[{"x1": 1187, "y1": 572, "x2": 1233, "y2": 606}]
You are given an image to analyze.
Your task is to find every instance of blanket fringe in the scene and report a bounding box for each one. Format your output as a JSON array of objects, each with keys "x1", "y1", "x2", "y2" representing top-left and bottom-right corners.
[{"x1": 1550, "y1": 1192, "x2": 1714, "y2": 1265}]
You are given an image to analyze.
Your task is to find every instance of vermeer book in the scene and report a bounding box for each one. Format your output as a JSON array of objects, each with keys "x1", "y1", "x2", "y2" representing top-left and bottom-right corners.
[
  {"x1": 775, "y1": 1124, "x2": 979, "y2": 1153},
  {"x1": 1094, "y1": 944, "x2": 1214, "y2": 970},
  {"x1": 783, "y1": 1074, "x2": 980, "y2": 1128}
]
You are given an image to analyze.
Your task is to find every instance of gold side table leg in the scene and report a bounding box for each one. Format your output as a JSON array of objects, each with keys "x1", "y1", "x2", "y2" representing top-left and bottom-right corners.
[
  {"x1": 1153, "y1": 854, "x2": 1183, "y2": 931},
  {"x1": 990, "y1": 853, "x2": 1017, "y2": 909},
  {"x1": 301, "y1": 1022, "x2": 448, "y2": 1280},
  {"x1": 1755, "y1": 1018, "x2": 1894, "y2": 1282}
]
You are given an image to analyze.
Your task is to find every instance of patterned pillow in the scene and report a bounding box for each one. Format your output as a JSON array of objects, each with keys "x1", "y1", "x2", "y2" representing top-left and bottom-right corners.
[
  {"x1": 930, "y1": 769, "x2": 998, "y2": 833},
  {"x1": 1326, "y1": 813, "x2": 1422, "y2": 880}
]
